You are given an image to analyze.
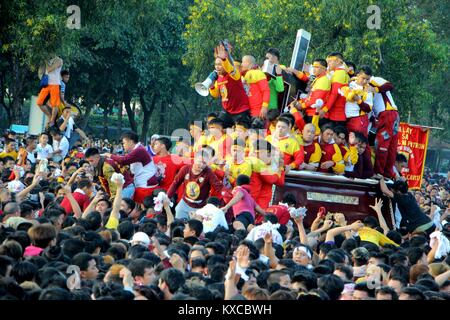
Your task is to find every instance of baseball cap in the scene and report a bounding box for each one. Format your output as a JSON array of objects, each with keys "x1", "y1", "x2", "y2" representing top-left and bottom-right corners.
[{"x1": 130, "y1": 232, "x2": 150, "y2": 247}]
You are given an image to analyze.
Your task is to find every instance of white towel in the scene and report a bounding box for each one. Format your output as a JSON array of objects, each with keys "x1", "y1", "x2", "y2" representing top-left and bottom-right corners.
[
  {"x1": 429, "y1": 231, "x2": 450, "y2": 260},
  {"x1": 431, "y1": 206, "x2": 442, "y2": 231}
]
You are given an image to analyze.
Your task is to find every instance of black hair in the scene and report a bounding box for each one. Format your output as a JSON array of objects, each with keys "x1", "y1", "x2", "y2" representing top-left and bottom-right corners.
[
  {"x1": 206, "y1": 112, "x2": 218, "y2": 119},
  {"x1": 120, "y1": 131, "x2": 139, "y2": 143},
  {"x1": 406, "y1": 247, "x2": 425, "y2": 265},
  {"x1": 392, "y1": 180, "x2": 408, "y2": 194},
  {"x1": 60, "y1": 70, "x2": 70, "y2": 77},
  {"x1": 354, "y1": 281, "x2": 375, "y2": 298},
  {"x1": 0, "y1": 255, "x2": 14, "y2": 277},
  {"x1": 155, "y1": 137, "x2": 172, "y2": 151},
  {"x1": 208, "y1": 118, "x2": 225, "y2": 128},
  {"x1": 185, "y1": 220, "x2": 203, "y2": 238},
  {"x1": 191, "y1": 257, "x2": 207, "y2": 269},
  {"x1": 389, "y1": 265, "x2": 410, "y2": 284},
  {"x1": 415, "y1": 278, "x2": 440, "y2": 292},
  {"x1": 236, "y1": 174, "x2": 250, "y2": 186},
  {"x1": 354, "y1": 132, "x2": 369, "y2": 145},
  {"x1": 266, "y1": 48, "x2": 280, "y2": 60},
  {"x1": 234, "y1": 121, "x2": 250, "y2": 130},
  {"x1": 282, "y1": 193, "x2": 297, "y2": 206},
  {"x1": 264, "y1": 214, "x2": 278, "y2": 225},
  {"x1": 206, "y1": 196, "x2": 221, "y2": 207},
  {"x1": 159, "y1": 268, "x2": 185, "y2": 294},
  {"x1": 278, "y1": 114, "x2": 294, "y2": 127},
  {"x1": 85, "y1": 147, "x2": 100, "y2": 158},
  {"x1": 292, "y1": 271, "x2": 318, "y2": 290},
  {"x1": 61, "y1": 238, "x2": 86, "y2": 259},
  {"x1": 334, "y1": 264, "x2": 353, "y2": 281},
  {"x1": 400, "y1": 286, "x2": 425, "y2": 300},
  {"x1": 363, "y1": 216, "x2": 379, "y2": 229},
  {"x1": 317, "y1": 274, "x2": 344, "y2": 300},
  {"x1": 128, "y1": 258, "x2": 157, "y2": 278},
  {"x1": 326, "y1": 250, "x2": 346, "y2": 265},
  {"x1": 321, "y1": 123, "x2": 335, "y2": 134},
  {"x1": 376, "y1": 285, "x2": 398, "y2": 300},
  {"x1": 205, "y1": 242, "x2": 226, "y2": 256},
  {"x1": 11, "y1": 261, "x2": 38, "y2": 283},
  {"x1": 333, "y1": 126, "x2": 348, "y2": 141},
  {"x1": 389, "y1": 252, "x2": 408, "y2": 266},
  {"x1": 117, "y1": 221, "x2": 135, "y2": 240},
  {"x1": 345, "y1": 61, "x2": 356, "y2": 71},
  {"x1": 71, "y1": 253, "x2": 95, "y2": 271},
  {"x1": 48, "y1": 127, "x2": 63, "y2": 137},
  {"x1": 319, "y1": 242, "x2": 336, "y2": 256},
  {"x1": 39, "y1": 288, "x2": 71, "y2": 300}
]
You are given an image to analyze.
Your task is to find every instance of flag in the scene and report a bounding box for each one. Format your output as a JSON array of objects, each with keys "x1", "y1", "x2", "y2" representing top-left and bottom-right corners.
[{"x1": 397, "y1": 123, "x2": 429, "y2": 189}]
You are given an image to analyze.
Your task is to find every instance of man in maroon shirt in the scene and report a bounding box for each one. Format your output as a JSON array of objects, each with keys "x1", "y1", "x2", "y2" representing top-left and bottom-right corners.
[
  {"x1": 60, "y1": 179, "x2": 93, "y2": 215},
  {"x1": 85, "y1": 147, "x2": 134, "y2": 199},
  {"x1": 167, "y1": 150, "x2": 225, "y2": 220},
  {"x1": 104, "y1": 131, "x2": 158, "y2": 204}
]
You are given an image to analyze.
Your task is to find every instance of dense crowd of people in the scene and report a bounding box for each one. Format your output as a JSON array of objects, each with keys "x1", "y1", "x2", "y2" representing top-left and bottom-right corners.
[{"x1": 0, "y1": 44, "x2": 449, "y2": 300}]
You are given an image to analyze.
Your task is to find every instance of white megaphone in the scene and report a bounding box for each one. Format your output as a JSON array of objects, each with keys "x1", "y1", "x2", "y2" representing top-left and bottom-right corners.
[{"x1": 195, "y1": 71, "x2": 218, "y2": 97}]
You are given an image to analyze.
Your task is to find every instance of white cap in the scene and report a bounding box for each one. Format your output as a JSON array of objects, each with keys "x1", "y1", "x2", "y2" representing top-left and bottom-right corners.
[{"x1": 130, "y1": 232, "x2": 150, "y2": 247}]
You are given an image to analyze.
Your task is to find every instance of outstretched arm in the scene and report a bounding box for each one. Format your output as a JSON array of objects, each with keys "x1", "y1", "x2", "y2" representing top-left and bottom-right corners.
[
  {"x1": 380, "y1": 178, "x2": 394, "y2": 198},
  {"x1": 369, "y1": 198, "x2": 390, "y2": 234}
]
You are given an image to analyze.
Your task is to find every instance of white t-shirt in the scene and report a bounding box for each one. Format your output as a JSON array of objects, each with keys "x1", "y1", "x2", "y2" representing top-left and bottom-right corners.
[
  {"x1": 194, "y1": 204, "x2": 229, "y2": 233},
  {"x1": 47, "y1": 57, "x2": 63, "y2": 85},
  {"x1": 52, "y1": 136, "x2": 69, "y2": 162},
  {"x1": 246, "y1": 222, "x2": 283, "y2": 245},
  {"x1": 36, "y1": 143, "x2": 54, "y2": 160},
  {"x1": 27, "y1": 150, "x2": 36, "y2": 164}
]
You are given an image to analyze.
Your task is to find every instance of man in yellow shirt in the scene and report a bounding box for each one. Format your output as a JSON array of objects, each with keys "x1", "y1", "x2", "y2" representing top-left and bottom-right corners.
[
  {"x1": 0, "y1": 138, "x2": 18, "y2": 161},
  {"x1": 224, "y1": 139, "x2": 253, "y2": 186},
  {"x1": 266, "y1": 117, "x2": 304, "y2": 172}
]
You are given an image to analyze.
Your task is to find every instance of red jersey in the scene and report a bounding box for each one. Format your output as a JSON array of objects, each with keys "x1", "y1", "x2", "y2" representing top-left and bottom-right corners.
[
  {"x1": 60, "y1": 190, "x2": 90, "y2": 215},
  {"x1": 210, "y1": 58, "x2": 250, "y2": 115},
  {"x1": 153, "y1": 154, "x2": 190, "y2": 191}
]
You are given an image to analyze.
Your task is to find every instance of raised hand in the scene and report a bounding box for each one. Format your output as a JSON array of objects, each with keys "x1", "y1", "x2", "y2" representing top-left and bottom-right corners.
[
  {"x1": 369, "y1": 198, "x2": 383, "y2": 213},
  {"x1": 215, "y1": 44, "x2": 227, "y2": 60},
  {"x1": 263, "y1": 231, "x2": 273, "y2": 244},
  {"x1": 235, "y1": 245, "x2": 250, "y2": 268}
]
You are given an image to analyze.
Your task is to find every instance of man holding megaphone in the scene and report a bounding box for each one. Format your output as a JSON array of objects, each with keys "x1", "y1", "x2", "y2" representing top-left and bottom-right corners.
[{"x1": 203, "y1": 42, "x2": 251, "y2": 125}]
